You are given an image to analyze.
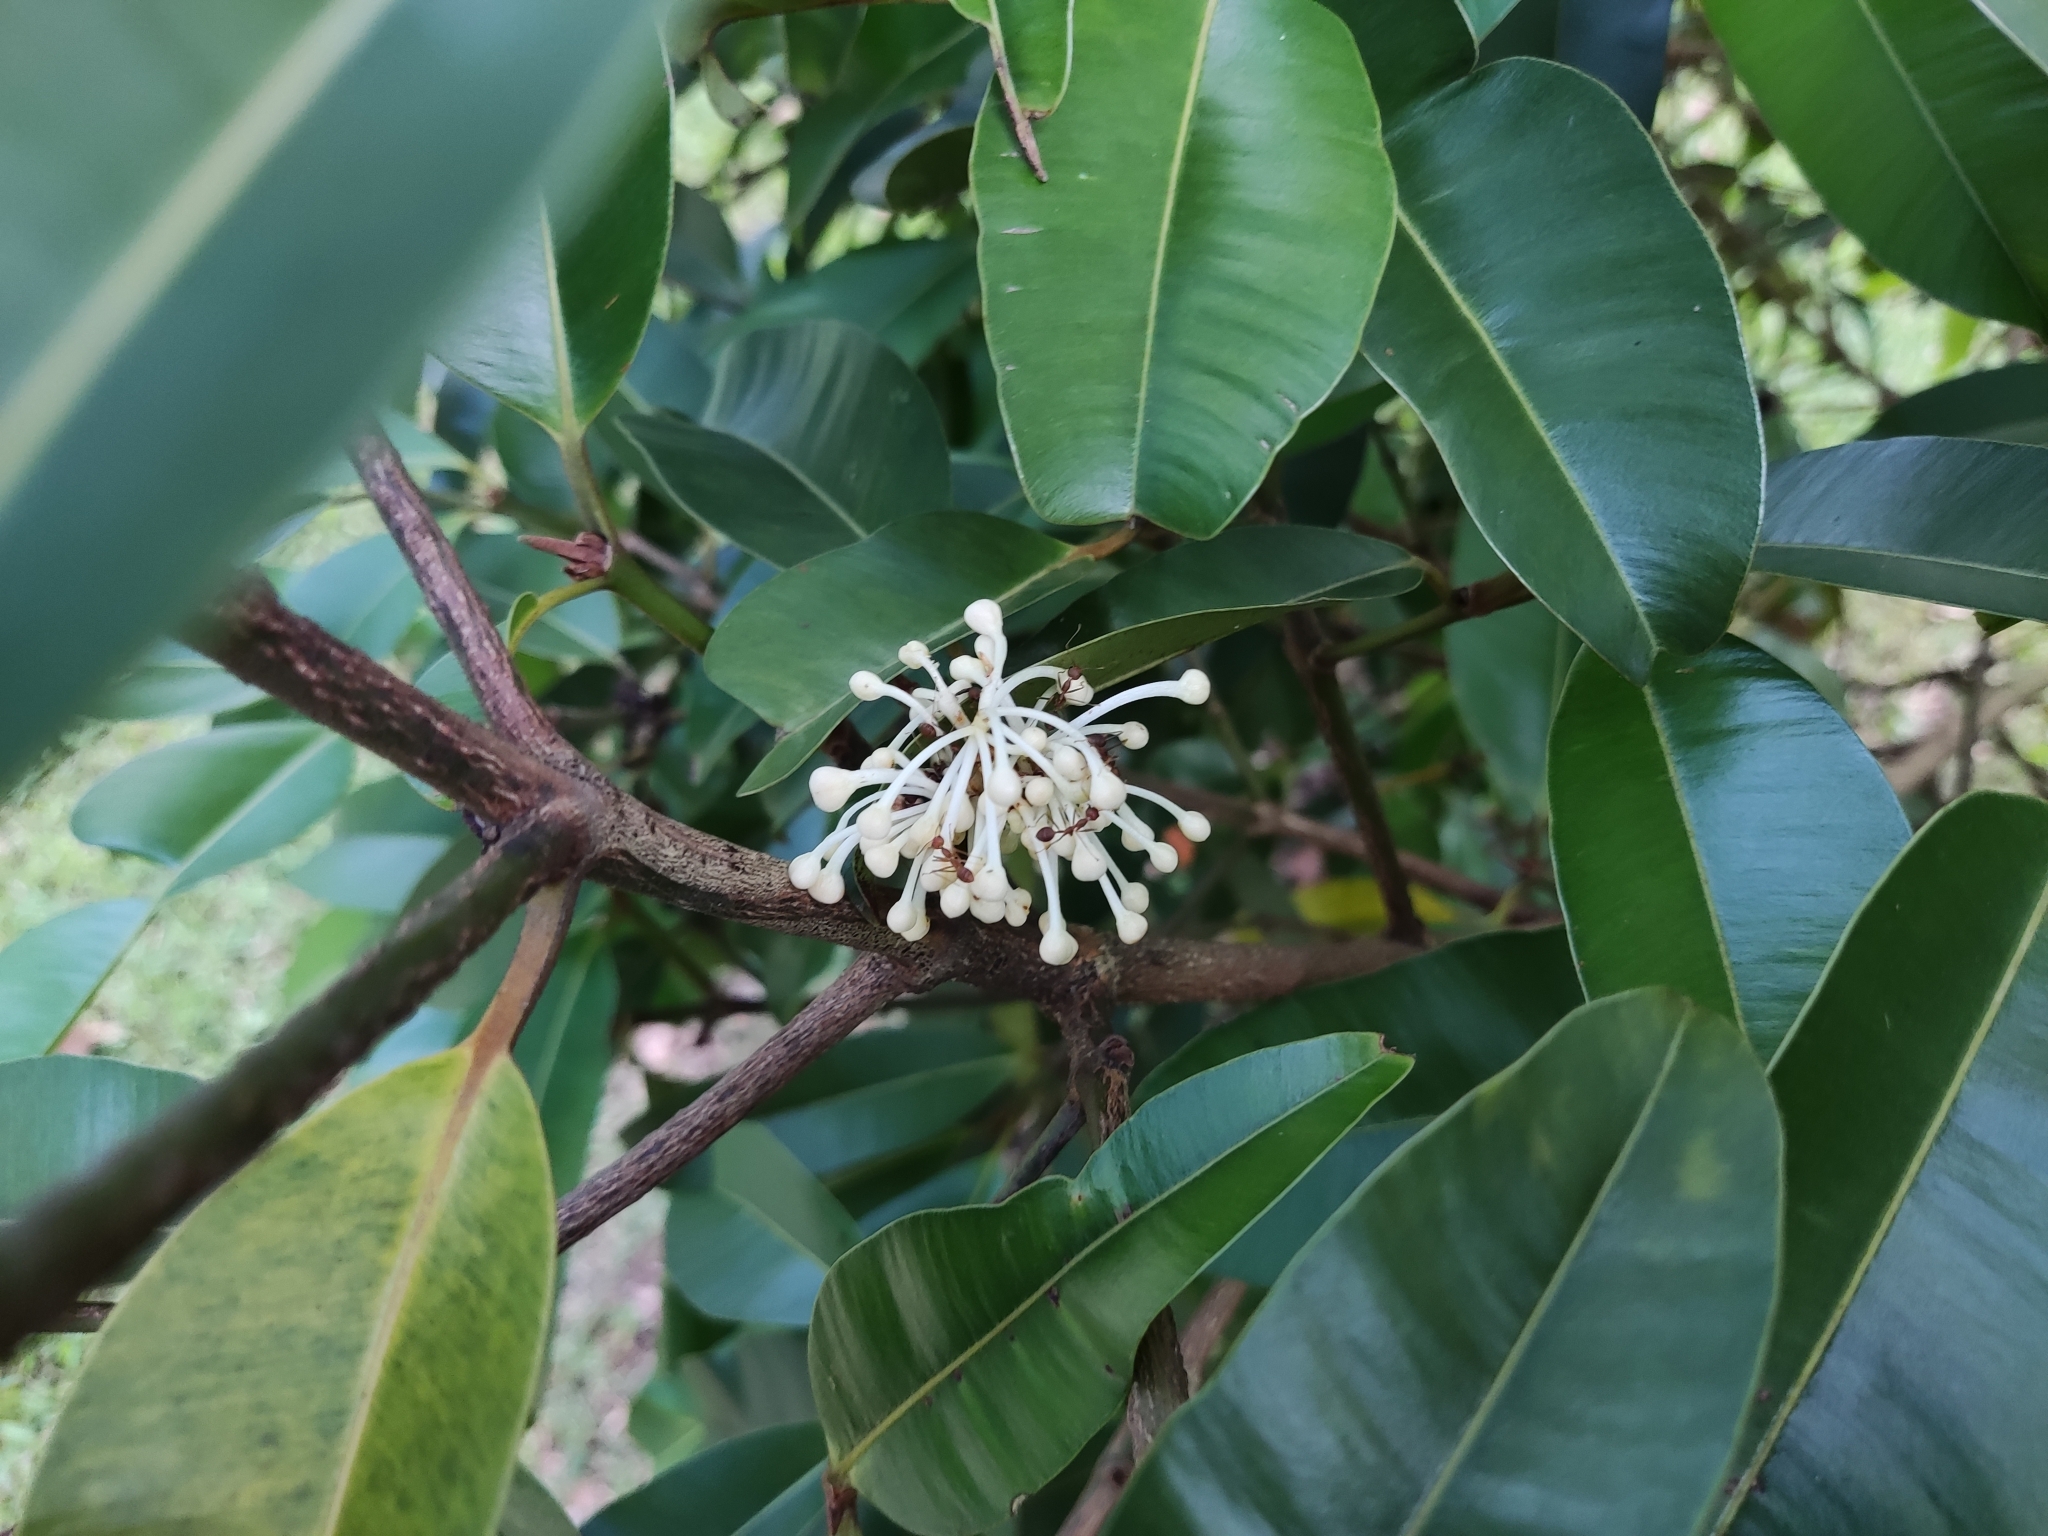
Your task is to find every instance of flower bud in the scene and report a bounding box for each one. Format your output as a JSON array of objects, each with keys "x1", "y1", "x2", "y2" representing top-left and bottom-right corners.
[
  {"x1": 970, "y1": 867, "x2": 1007, "y2": 901},
  {"x1": 1006, "y1": 891, "x2": 1032, "y2": 926},
  {"x1": 857, "y1": 801, "x2": 896, "y2": 841},
  {"x1": 888, "y1": 898, "x2": 919, "y2": 934},
  {"x1": 1022, "y1": 726, "x2": 1049, "y2": 752},
  {"x1": 1039, "y1": 927, "x2": 1078, "y2": 966},
  {"x1": 1149, "y1": 843, "x2": 1181, "y2": 874},
  {"x1": 950, "y1": 655, "x2": 988, "y2": 685},
  {"x1": 1116, "y1": 910, "x2": 1148, "y2": 944},
  {"x1": 850, "y1": 670, "x2": 887, "y2": 701},
  {"x1": 965, "y1": 598, "x2": 1005, "y2": 636},
  {"x1": 811, "y1": 870, "x2": 846, "y2": 905},
  {"x1": 788, "y1": 852, "x2": 822, "y2": 890},
  {"x1": 990, "y1": 767, "x2": 1023, "y2": 808},
  {"x1": 1178, "y1": 812, "x2": 1212, "y2": 842},
  {"x1": 1176, "y1": 669, "x2": 1211, "y2": 705},
  {"x1": 899, "y1": 640, "x2": 931, "y2": 668},
  {"x1": 971, "y1": 896, "x2": 1007, "y2": 924},
  {"x1": 864, "y1": 747, "x2": 898, "y2": 769},
  {"x1": 1117, "y1": 722, "x2": 1149, "y2": 749},
  {"x1": 1090, "y1": 773, "x2": 1127, "y2": 812},
  {"x1": 940, "y1": 882, "x2": 973, "y2": 918},
  {"x1": 1051, "y1": 744, "x2": 1088, "y2": 781},
  {"x1": 1071, "y1": 841, "x2": 1108, "y2": 882},
  {"x1": 863, "y1": 840, "x2": 900, "y2": 877},
  {"x1": 808, "y1": 765, "x2": 855, "y2": 812},
  {"x1": 1024, "y1": 777, "x2": 1056, "y2": 807},
  {"x1": 1122, "y1": 883, "x2": 1150, "y2": 914}
]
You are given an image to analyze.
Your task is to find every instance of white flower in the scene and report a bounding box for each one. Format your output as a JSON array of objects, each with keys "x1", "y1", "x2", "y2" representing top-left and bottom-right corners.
[{"x1": 788, "y1": 598, "x2": 1213, "y2": 965}]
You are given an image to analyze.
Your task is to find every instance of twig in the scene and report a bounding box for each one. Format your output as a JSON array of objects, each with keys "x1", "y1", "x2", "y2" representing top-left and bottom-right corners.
[
  {"x1": 1318, "y1": 571, "x2": 1533, "y2": 664},
  {"x1": 350, "y1": 428, "x2": 556, "y2": 748},
  {"x1": 620, "y1": 529, "x2": 722, "y2": 616},
  {"x1": 39, "y1": 1301, "x2": 112, "y2": 1335},
  {"x1": 0, "y1": 810, "x2": 581, "y2": 1356},
  {"x1": 556, "y1": 951, "x2": 918, "y2": 1247},
  {"x1": 1283, "y1": 613, "x2": 1424, "y2": 945},
  {"x1": 996, "y1": 1095, "x2": 1085, "y2": 1199}
]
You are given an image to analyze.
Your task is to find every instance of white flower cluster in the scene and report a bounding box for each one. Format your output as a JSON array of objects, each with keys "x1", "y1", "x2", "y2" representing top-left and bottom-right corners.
[{"x1": 787, "y1": 598, "x2": 1213, "y2": 965}]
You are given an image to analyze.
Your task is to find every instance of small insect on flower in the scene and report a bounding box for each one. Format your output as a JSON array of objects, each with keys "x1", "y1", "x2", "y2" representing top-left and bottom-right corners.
[{"x1": 787, "y1": 598, "x2": 1213, "y2": 965}]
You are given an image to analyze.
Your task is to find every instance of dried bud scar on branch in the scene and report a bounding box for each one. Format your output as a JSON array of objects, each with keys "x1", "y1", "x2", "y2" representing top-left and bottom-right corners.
[{"x1": 787, "y1": 598, "x2": 1213, "y2": 966}]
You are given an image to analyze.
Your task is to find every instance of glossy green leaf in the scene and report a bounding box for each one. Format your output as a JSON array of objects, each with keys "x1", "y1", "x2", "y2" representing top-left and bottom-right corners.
[
  {"x1": 290, "y1": 833, "x2": 452, "y2": 914},
  {"x1": 785, "y1": 9, "x2": 981, "y2": 231},
  {"x1": 0, "y1": 0, "x2": 672, "y2": 791},
  {"x1": 22, "y1": 1044, "x2": 555, "y2": 1535},
  {"x1": 1870, "y1": 360, "x2": 2048, "y2": 448},
  {"x1": 90, "y1": 642, "x2": 263, "y2": 721},
  {"x1": 499, "y1": 1467, "x2": 576, "y2": 1536},
  {"x1": 759, "y1": 1029, "x2": 1017, "y2": 1176},
  {"x1": 667, "y1": 1122, "x2": 862, "y2": 1329},
  {"x1": 613, "y1": 320, "x2": 951, "y2": 569},
  {"x1": 810, "y1": 1033, "x2": 1410, "y2": 1535},
  {"x1": 1716, "y1": 793, "x2": 2048, "y2": 1531},
  {"x1": 667, "y1": 185, "x2": 748, "y2": 309},
  {"x1": 1459, "y1": 0, "x2": 1521, "y2": 34},
  {"x1": 1044, "y1": 526, "x2": 1421, "y2": 688},
  {"x1": 1144, "y1": 928, "x2": 1585, "y2": 1286},
  {"x1": 1317, "y1": 0, "x2": 1476, "y2": 115},
  {"x1": 72, "y1": 721, "x2": 354, "y2": 895},
  {"x1": 1757, "y1": 437, "x2": 2048, "y2": 620},
  {"x1": 0, "y1": 899, "x2": 152, "y2": 1061},
  {"x1": 585, "y1": 1422, "x2": 828, "y2": 1536},
  {"x1": 715, "y1": 237, "x2": 980, "y2": 366},
  {"x1": 514, "y1": 932, "x2": 618, "y2": 1191},
  {"x1": 1975, "y1": 0, "x2": 2048, "y2": 70},
  {"x1": 973, "y1": 0, "x2": 1394, "y2": 537},
  {"x1": 439, "y1": 61, "x2": 672, "y2": 433},
  {"x1": 706, "y1": 513, "x2": 1106, "y2": 794},
  {"x1": 1109, "y1": 990, "x2": 1781, "y2": 1536},
  {"x1": 1141, "y1": 927, "x2": 1581, "y2": 1104},
  {"x1": 1550, "y1": 640, "x2": 1906, "y2": 1058},
  {"x1": 0, "y1": 1056, "x2": 197, "y2": 1217},
  {"x1": 1700, "y1": 0, "x2": 2048, "y2": 327},
  {"x1": 283, "y1": 532, "x2": 422, "y2": 658},
  {"x1": 956, "y1": 0, "x2": 1074, "y2": 113},
  {"x1": 1365, "y1": 59, "x2": 1760, "y2": 682},
  {"x1": 1443, "y1": 511, "x2": 1572, "y2": 818}
]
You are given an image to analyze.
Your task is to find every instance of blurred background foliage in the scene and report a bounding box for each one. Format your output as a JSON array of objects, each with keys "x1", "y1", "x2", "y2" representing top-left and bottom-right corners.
[{"x1": 4, "y1": 0, "x2": 2045, "y2": 1520}]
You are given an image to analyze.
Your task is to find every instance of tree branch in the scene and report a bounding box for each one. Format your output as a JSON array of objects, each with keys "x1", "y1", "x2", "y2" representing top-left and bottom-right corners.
[
  {"x1": 1318, "y1": 571, "x2": 1533, "y2": 664},
  {"x1": 0, "y1": 809, "x2": 582, "y2": 1356},
  {"x1": 1283, "y1": 613, "x2": 1424, "y2": 945},
  {"x1": 350, "y1": 427, "x2": 557, "y2": 747},
  {"x1": 556, "y1": 950, "x2": 919, "y2": 1247}
]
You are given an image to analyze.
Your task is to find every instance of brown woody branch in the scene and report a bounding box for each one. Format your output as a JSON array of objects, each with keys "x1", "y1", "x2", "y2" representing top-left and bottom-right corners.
[
  {"x1": 351, "y1": 429, "x2": 557, "y2": 747},
  {"x1": 0, "y1": 810, "x2": 581, "y2": 1356},
  {"x1": 556, "y1": 951, "x2": 919, "y2": 1247}
]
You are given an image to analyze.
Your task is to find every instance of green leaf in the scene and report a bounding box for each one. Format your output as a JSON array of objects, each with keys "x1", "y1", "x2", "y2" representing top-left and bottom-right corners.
[
  {"x1": 972, "y1": 0, "x2": 1395, "y2": 537},
  {"x1": 1142, "y1": 927, "x2": 1585, "y2": 1286},
  {"x1": 1365, "y1": 59, "x2": 1760, "y2": 683},
  {"x1": 667, "y1": 185, "x2": 748, "y2": 309},
  {"x1": 759, "y1": 1028, "x2": 1018, "y2": 1176},
  {"x1": 0, "y1": 1056, "x2": 197, "y2": 1218},
  {"x1": 439, "y1": 57, "x2": 673, "y2": 433},
  {"x1": 0, "y1": 0, "x2": 669, "y2": 791},
  {"x1": 962, "y1": 0, "x2": 1075, "y2": 114},
  {"x1": 705, "y1": 513, "x2": 1105, "y2": 794},
  {"x1": 1870, "y1": 360, "x2": 2048, "y2": 447},
  {"x1": 1317, "y1": 0, "x2": 1476, "y2": 115},
  {"x1": 612, "y1": 320, "x2": 952, "y2": 569},
  {"x1": 1699, "y1": 0, "x2": 2048, "y2": 327},
  {"x1": 1757, "y1": 437, "x2": 2048, "y2": 620},
  {"x1": 1043, "y1": 526, "x2": 1421, "y2": 689},
  {"x1": 1443, "y1": 512, "x2": 1572, "y2": 819},
  {"x1": 667, "y1": 1121, "x2": 863, "y2": 1329},
  {"x1": 1549, "y1": 640, "x2": 1907, "y2": 1058},
  {"x1": 284, "y1": 533, "x2": 422, "y2": 658},
  {"x1": 1112, "y1": 991, "x2": 1780, "y2": 1536},
  {"x1": 1141, "y1": 926, "x2": 1581, "y2": 1104},
  {"x1": 513, "y1": 932, "x2": 618, "y2": 1191},
  {"x1": 290, "y1": 833, "x2": 452, "y2": 914},
  {"x1": 21, "y1": 1044, "x2": 555, "y2": 1535},
  {"x1": 90, "y1": 642, "x2": 263, "y2": 722},
  {"x1": 585, "y1": 1422, "x2": 828, "y2": 1536},
  {"x1": 810, "y1": 1033, "x2": 1410, "y2": 1535},
  {"x1": 0, "y1": 899, "x2": 153, "y2": 1060},
  {"x1": 714, "y1": 237, "x2": 981, "y2": 366},
  {"x1": 786, "y1": 8, "x2": 981, "y2": 230},
  {"x1": 1716, "y1": 792, "x2": 2048, "y2": 1529},
  {"x1": 498, "y1": 1467, "x2": 576, "y2": 1536},
  {"x1": 72, "y1": 721, "x2": 354, "y2": 895},
  {"x1": 458, "y1": 530, "x2": 623, "y2": 662}
]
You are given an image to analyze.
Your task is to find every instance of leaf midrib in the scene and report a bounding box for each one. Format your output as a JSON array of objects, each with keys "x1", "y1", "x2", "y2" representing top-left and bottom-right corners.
[
  {"x1": 1399, "y1": 1019, "x2": 1690, "y2": 1535},
  {"x1": 0, "y1": 0, "x2": 402, "y2": 505},
  {"x1": 1720, "y1": 864, "x2": 2048, "y2": 1525},
  {"x1": 1126, "y1": 0, "x2": 1224, "y2": 510},
  {"x1": 834, "y1": 1063, "x2": 1377, "y2": 1472},
  {"x1": 1392, "y1": 205, "x2": 1650, "y2": 649},
  {"x1": 1643, "y1": 684, "x2": 1746, "y2": 1031}
]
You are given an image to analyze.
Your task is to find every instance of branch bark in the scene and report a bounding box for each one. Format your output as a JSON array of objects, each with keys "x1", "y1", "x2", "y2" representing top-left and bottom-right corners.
[
  {"x1": 1283, "y1": 612, "x2": 1425, "y2": 945},
  {"x1": 351, "y1": 427, "x2": 557, "y2": 748},
  {"x1": 0, "y1": 809, "x2": 582, "y2": 1356},
  {"x1": 556, "y1": 950, "x2": 919, "y2": 1248}
]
